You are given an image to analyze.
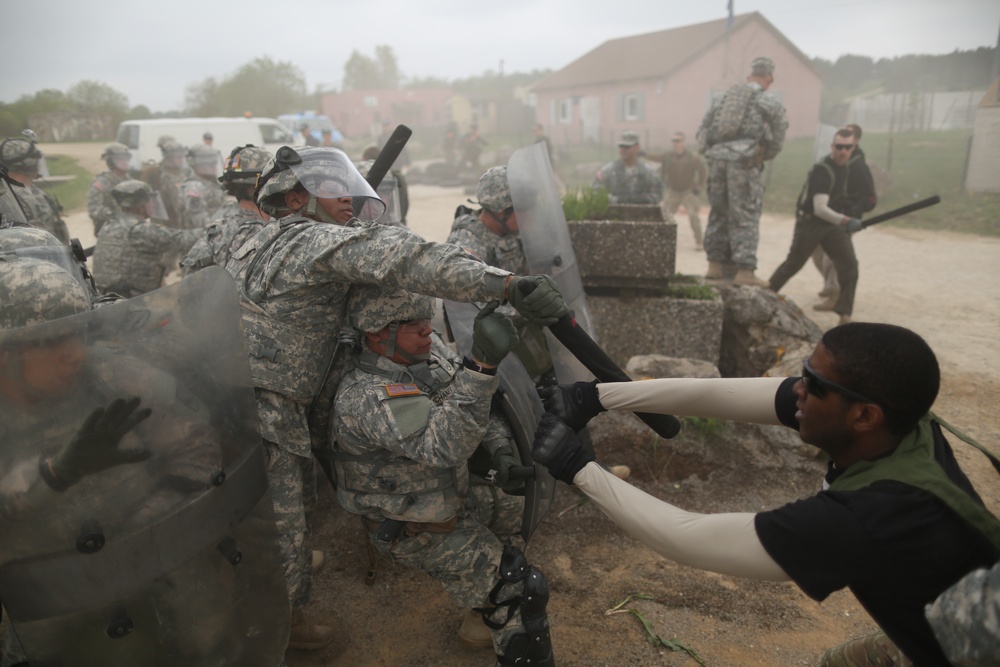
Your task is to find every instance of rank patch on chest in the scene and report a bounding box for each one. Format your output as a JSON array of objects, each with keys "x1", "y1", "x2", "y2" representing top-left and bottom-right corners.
[{"x1": 384, "y1": 383, "x2": 421, "y2": 397}]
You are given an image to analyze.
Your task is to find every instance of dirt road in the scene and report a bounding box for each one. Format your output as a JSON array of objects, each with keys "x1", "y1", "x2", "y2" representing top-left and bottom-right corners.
[{"x1": 48, "y1": 145, "x2": 1000, "y2": 666}]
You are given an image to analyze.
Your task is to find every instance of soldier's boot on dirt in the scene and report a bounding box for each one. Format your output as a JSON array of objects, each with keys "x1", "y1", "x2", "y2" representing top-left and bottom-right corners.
[
  {"x1": 288, "y1": 608, "x2": 335, "y2": 650},
  {"x1": 733, "y1": 269, "x2": 769, "y2": 288},
  {"x1": 813, "y1": 298, "x2": 837, "y2": 312},
  {"x1": 705, "y1": 261, "x2": 725, "y2": 280},
  {"x1": 312, "y1": 550, "x2": 326, "y2": 574},
  {"x1": 459, "y1": 609, "x2": 494, "y2": 650}
]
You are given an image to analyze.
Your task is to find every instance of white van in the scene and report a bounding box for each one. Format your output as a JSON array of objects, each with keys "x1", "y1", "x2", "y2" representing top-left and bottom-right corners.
[{"x1": 115, "y1": 117, "x2": 297, "y2": 170}]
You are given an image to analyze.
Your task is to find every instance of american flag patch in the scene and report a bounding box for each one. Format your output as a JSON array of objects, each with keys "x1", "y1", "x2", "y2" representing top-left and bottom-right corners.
[{"x1": 384, "y1": 384, "x2": 421, "y2": 397}]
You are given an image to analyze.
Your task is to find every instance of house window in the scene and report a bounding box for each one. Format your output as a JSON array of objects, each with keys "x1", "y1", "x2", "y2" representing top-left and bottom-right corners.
[
  {"x1": 623, "y1": 94, "x2": 642, "y2": 121},
  {"x1": 557, "y1": 99, "x2": 572, "y2": 124}
]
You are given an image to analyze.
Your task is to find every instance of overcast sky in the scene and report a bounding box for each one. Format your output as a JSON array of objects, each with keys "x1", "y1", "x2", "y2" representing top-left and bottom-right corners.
[{"x1": 3, "y1": 0, "x2": 998, "y2": 112}]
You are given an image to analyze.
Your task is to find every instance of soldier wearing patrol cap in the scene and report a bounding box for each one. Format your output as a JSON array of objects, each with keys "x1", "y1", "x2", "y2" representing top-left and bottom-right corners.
[
  {"x1": 87, "y1": 142, "x2": 132, "y2": 235},
  {"x1": 333, "y1": 285, "x2": 556, "y2": 662},
  {"x1": 91, "y1": 179, "x2": 200, "y2": 297},
  {"x1": 226, "y1": 144, "x2": 567, "y2": 651},
  {"x1": 697, "y1": 56, "x2": 788, "y2": 287},
  {"x1": 592, "y1": 130, "x2": 664, "y2": 205},
  {"x1": 0, "y1": 136, "x2": 69, "y2": 244}
]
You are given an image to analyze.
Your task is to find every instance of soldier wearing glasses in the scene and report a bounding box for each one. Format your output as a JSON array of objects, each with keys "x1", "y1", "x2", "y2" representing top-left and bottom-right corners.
[
  {"x1": 533, "y1": 322, "x2": 1000, "y2": 667},
  {"x1": 767, "y1": 127, "x2": 869, "y2": 325}
]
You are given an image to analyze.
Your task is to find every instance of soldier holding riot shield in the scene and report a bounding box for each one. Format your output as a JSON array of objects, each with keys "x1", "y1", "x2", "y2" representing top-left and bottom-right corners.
[
  {"x1": 332, "y1": 284, "x2": 554, "y2": 665},
  {"x1": 0, "y1": 260, "x2": 290, "y2": 666}
]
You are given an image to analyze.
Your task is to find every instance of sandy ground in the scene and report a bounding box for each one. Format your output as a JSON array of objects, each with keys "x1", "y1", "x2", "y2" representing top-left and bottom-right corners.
[{"x1": 46, "y1": 144, "x2": 1000, "y2": 666}]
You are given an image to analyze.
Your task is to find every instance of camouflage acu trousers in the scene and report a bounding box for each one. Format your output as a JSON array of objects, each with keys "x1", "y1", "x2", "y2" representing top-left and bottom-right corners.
[
  {"x1": 704, "y1": 160, "x2": 764, "y2": 269},
  {"x1": 263, "y1": 441, "x2": 318, "y2": 609},
  {"x1": 370, "y1": 514, "x2": 525, "y2": 656},
  {"x1": 820, "y1": 631, "x2": 912, "y2": 667},
  {"x1": 663, "y1": 188, "x2": 703, "y2": 245}
]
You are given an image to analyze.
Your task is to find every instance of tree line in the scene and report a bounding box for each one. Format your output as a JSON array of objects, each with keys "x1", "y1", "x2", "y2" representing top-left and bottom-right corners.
[{"x1": 2, "y1": 45, "x2": 996, "y2": 139}]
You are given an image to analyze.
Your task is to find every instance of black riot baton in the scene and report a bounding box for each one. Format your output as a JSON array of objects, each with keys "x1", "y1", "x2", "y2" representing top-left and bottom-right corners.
[
  {"x1": 519, "y1": 280, "x2": 682, "y2": 439},
  {"x1": 354, "y1": 124, "x2": 412, "y2": 218},
  {"x1": 860, "y1": 195, "x2": 940, "y2": 230}
]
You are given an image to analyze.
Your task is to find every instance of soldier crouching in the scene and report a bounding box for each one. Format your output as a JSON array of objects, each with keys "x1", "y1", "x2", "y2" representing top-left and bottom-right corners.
[{"x1": 332, "y1": 286, "x2": 554, "y2": 666}]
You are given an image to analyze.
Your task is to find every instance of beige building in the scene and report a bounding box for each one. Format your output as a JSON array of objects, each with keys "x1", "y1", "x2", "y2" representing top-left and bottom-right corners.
[{"x1": 964, "y1": 77, "x2": 1000, "y2": 193}]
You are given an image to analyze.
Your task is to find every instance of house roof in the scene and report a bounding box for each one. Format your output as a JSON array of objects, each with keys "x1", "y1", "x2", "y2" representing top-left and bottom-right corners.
[{"x1": 531, "y1": 11, "x2": 820, "y2": 92}]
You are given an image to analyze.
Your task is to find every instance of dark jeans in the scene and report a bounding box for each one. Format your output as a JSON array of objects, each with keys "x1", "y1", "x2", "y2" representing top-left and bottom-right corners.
[{"x1": 768, "y1": 216, "x2": 858, "y2": 316}]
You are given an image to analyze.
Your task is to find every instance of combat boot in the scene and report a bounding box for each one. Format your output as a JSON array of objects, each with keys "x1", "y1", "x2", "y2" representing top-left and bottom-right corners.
[
  {"x1": 733, "y1": 269, "x2": 769, "y2": 288},
  {"x1": 289, "y1": 608, "x2": 335, "y2": 650},
  {"x1": 312, "y1": 550, "x2": 325, "y2": 574},
  {"x1": 705, "y1": 261, "x2": 724, "y2": 279},
  {"x1": 812, "y1": 298, "x2": 837, "y2": 312},
  {"x1": 458, "y1": 610, "x2": 493, "y2": 650}
]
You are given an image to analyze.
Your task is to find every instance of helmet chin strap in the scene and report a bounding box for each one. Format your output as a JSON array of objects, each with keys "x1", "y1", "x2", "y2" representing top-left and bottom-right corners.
[
  {"x1": 384, "y1": 322, "x2": 430, "y2": 364},
  {"x1": 305, "y1": 194, "x2": 341, "y2": 224}
]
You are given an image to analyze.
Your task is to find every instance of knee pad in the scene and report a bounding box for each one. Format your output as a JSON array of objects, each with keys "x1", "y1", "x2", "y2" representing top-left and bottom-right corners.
[{"x1": 497, "y1": 565, "x2": 553, "y2": 666}]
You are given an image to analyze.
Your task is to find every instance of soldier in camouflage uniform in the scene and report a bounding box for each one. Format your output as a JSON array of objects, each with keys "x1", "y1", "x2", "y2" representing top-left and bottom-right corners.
[
  {"x1": 448, "y1": 166, "x2": 528, "y2": 275},
  {"x1": 925, "y1": 561, "x2": 1000, "y2": 667},
  {"x1": 181, "y1": 145, "x2": 271, "y2": 276},
  {"x1": 0, "y1": 137, "x2": 69, "y2": 244},
  {"x1": 592, "y1": 130, "x2": 664, "y2": 205},
  {"x1": 155, "y1": 139, "x2": 192, "y2": 228},
  {"x1": 91, "y1": 180, "x2": 200, "y2": 297},
  {"x1": 697, "y1": 57, "x2": 788, "y2": 287},
  {"x1": 87, "y1": 142, "x2": 131, "y2": 235},
  {"x1": 333, "y1": 287, "x2": 554, "y2": 665},
  {"x1": 178, "y1": 144, "x2": 229, "y2": 229},
  {"x1": 225, "y1": 145, "x2": 566, "y2": 651}
]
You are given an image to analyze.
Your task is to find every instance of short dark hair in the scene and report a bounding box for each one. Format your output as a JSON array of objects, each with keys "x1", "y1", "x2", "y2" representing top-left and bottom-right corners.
[
  {"x1": 821, "y1": 323, "x2": 939, "y2": 435},
  {"x1": 845, "y1": 123, "x2": 863, "y2": 141},
  {"x1": 835, "y1": 127, "x2": 854, "y2": 140}
]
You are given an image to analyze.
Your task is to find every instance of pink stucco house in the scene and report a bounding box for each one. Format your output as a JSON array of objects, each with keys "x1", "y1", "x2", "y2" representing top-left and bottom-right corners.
[{"x1": 530, "y1": 12, "x2": 822, "y2": 150}]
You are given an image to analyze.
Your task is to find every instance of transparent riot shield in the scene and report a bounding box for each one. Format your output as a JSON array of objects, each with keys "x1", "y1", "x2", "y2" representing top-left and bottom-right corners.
[
  {"x1": 443, "y1": 299, "x2": 555, "y2": 542},
  {"x1": 0, "y1": 266, "x2": 289, "y2": 666},
  {"x1": 507, "y1": 142, "x2": 595, "y2": 384}
]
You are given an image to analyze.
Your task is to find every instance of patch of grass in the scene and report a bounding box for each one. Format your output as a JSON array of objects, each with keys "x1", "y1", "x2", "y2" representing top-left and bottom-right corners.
[
  {"x1": 682, "y1": 416, "x2": 725, "y2": 438},
  {"x1": 562, "y1": 186, "x2": 610, "y2": 220},
  {"x1": 606, "y1": 594, "x2": 707, "y2": 666},
  {"x1": 39, "y1": 155, "x2": 91, "y2": 213},
  {"x1": 764, "y1": 129, "x2": 1000, "y2": 237},
  {"x1": 659, "y1": 283, "x2": 717, "y2": 300}
]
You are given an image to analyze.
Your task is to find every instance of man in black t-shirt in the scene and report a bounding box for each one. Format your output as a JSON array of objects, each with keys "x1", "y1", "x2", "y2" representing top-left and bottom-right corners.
[
  {"x1": 531, "y1": 322, "x2": 1000, "y2": 666},
  {"x1": 768, "y1": 127, "x2": 867, "y2": 325}
]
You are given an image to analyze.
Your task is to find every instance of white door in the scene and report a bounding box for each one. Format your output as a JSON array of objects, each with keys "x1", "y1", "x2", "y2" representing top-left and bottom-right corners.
[{"x1": 580, "y1": 97, "x2": 601, "y2": 143}]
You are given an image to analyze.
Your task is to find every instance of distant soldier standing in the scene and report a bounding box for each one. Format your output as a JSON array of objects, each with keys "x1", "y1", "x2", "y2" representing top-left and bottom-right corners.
[
  {"x1": 179, "y1": 144, "x2": 229, "y2": 229},
  {"x1": 592, "y1": 130, "x2": 664, "y2": 205},
  {"x1": 87, "y1": 142, "x2": 132, "y2": 235},
  {"x1": 156, "y1": 139, "x2": 192, "y2": 228},
  {"x1": 91, "y1": 180, "x2": 199, "y2": 297},
  {"x1": 697, "y1": 57, "x2": 788, "y2": 286},
  {"x1": 0, "y1": 136, "x2": 69, "y2": 243},
  {"x1": 181, "y1": 145, "x2": 271, "y2": 275}
]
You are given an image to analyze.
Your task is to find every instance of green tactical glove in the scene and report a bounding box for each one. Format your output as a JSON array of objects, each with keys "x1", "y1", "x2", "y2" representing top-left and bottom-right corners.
[
  {"x1": 471, "y1": 301, "x2": 518, "y2": 367},
  {"x1": 507, "y1": 275, "x2": 567, "y2": 327},
  {"x1": 46, "y1": 397, "x2": 153, "y2": 490},
  {"x1": 487, "y1": 445, "x2": 523, "y2": 493}
]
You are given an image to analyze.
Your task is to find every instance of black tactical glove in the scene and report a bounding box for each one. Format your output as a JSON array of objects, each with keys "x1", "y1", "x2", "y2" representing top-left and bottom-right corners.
[
  {"x1": 843, "y1": 217, "x2": 864, "y2": 233},
  {"x1": 487, "y1": 445, "x2": 523, "y2": 493},
  {"x1": 471, "y1": 301, "x2": 518, "y2": 367},
  {"x1": 46, "y1": 397, "x2": 153, "y2": 489},
  {"x1": 507, "y1": 275, "x2": 567, "y2": 327},
  {"x1": 531, "y1": 413, "x2": 594, "y2": 485},
  {"x1": 537, "y1": 380, "x2": 605, "y2": 433}
]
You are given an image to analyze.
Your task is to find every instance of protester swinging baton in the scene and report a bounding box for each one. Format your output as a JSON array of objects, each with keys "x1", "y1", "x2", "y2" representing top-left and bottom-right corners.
[
  {"x1": 519, "y1": 280, "x2": 683, "y2": 440},
  {"x1": 860, "y1": 195, "x2": 941, "y2": 230}
]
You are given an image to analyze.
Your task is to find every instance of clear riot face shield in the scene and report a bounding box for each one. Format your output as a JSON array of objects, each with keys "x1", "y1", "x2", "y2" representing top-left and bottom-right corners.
[
  {"x1": 0, "y1": 267, "x2": 289, "y2": 667},
  {"x1": 146, "y1": 190, "x2": 169, "y2": 222},
  {"x1": 283, "y1": 147, "x2": 387, "y2": 223}
]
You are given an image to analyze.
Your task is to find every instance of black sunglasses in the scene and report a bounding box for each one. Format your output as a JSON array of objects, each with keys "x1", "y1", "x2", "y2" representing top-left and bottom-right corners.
[
  {"x1": 801, "y1": 358, "x2": 878, "y2": 405},
  {"x1": 834, "y1": 143, "x2": 856, "y2": 151}
]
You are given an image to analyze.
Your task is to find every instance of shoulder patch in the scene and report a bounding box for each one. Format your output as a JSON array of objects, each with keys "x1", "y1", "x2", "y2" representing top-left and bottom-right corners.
[{"x1": 384, "y1": 383, "x2": 422, "y2": 397}]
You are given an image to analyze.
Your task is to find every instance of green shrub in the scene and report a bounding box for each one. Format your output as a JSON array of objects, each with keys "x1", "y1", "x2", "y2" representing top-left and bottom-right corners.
[{"x1": 562, "y1": 186, "x2": 609, "y2": 220}]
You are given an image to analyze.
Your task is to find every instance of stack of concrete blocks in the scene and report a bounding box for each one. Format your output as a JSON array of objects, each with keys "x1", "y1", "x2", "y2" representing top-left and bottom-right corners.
[{"x1": 567, "y1": 203, "x2": 724, "y2": 369}]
